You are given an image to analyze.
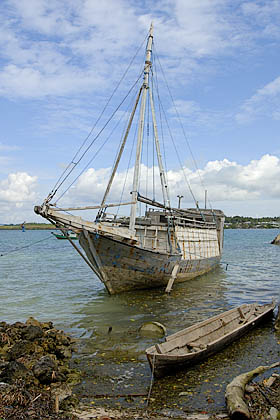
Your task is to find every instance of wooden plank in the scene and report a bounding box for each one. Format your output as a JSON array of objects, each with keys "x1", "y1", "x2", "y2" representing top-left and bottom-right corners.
[
  {"x1": 238, "y1": 307, "x2": 246, "y2": 319},
  {"x1": 165, "y1": 262, "x2": 180, "y2": 293},
  {"x1": 155, "y1": 344, "x2": 163, "y2": 354},
  {"x1": 54, "y1": 201, "x2": 136, "y2": 211}
]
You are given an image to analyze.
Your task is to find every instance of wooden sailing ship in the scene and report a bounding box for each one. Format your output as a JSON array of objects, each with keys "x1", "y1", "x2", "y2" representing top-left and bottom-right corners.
[
  {"x1": 146, "y1": 302, "x2": 275, "y2": 377},
  {"x1": 34, "y1": 24, "x2": 225, "y2": 294}
]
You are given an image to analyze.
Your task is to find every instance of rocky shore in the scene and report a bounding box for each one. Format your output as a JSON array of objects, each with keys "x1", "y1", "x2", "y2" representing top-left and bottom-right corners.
[
  {"x1": 0, "y1": 317, "x2": 279, "y2": 419},
  {"x1": 0, "y1": 317, "x2": 80, "y2": 419}
]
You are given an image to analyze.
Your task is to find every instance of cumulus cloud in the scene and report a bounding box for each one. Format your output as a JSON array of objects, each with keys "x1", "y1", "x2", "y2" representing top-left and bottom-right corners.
[
  {"x1": 2, "y1": 155, "x2": 280, "y2": 221},
  {"x1": 0, "y1": 172, "x2": 38, "y2": 223},
  {"x1": 0, "y1": 172, "x2": 37, "y2": 204},
  {"x1": 57, "y1": 154, "x2": 280, "y2": 212}
]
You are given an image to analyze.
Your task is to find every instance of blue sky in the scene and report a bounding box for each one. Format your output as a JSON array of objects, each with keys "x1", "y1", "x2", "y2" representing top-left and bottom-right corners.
[{"x1": 0, "y1": 0, "x2": 280, "y2": 223}]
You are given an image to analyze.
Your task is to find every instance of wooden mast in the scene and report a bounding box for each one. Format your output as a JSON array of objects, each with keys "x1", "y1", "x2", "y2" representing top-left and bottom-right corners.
[
  {"x1": 96, "y1": 87, "x2": 143, "y2": 220},
  {"x1": 129, "y1": 23, "x2": 154, "y2": 232},
  {"x1": 149, "y1": 87, "x2": 170, "y2": 208}
]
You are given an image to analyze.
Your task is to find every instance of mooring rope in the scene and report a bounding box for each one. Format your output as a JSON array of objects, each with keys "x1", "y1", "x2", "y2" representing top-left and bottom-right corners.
[
  {"x1": 146, "y1": 352, "x2": 156, "y2": 408},
  {"x1": 0, "y1": 235, "x2": 54, "y2": 257}
]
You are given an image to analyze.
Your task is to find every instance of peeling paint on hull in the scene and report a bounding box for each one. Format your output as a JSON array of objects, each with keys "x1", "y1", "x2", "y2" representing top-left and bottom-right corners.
[{"x1": 79, "y1": 230, "x2": 221, "y2": 294}]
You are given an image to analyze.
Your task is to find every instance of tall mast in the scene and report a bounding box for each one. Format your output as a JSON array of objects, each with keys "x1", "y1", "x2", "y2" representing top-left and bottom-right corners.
[
  {"x1": 149, "y1": 87, "x2": 170, "y2": 208},
  {"x1": 96, "y1": 87, "x2": 143, "y2": 221},
  {"x1": 129, "y1": 23, "x2": 153, "y2": 232}
]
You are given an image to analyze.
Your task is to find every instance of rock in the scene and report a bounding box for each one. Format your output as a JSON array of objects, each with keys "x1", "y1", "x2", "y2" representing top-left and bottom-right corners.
[
  {"x1": 55, "y1": 345, "x2": 72, "y2": 359},
  {"x1": 0, "y1": 381, "x2": 11, "y2": 391},
  {"x1": 269, "y1": 406, "x2": 280, "y2": 420},
  {"x1": 33, "y1": 355, "x2": 57, "y2": 384},
  {"x1": 26, "y1": 316, "x2": 42, "y2": 327},
  {"x1": 7, "y1": 340, "x2": 36, "y2": 360},
  {"x1": 139, "y1": 321, "x2": 166, "y2": 337},
  {"x1": 0, "y1": 360, "x2": 31, "y2": 383},
  {"x1": 22, "y1": 325, "x2": 44, "y2": 340}
]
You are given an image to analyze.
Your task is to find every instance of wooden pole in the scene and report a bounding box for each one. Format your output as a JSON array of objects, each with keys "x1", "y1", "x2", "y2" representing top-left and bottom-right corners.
[
  {"x1": 83, "y1": 229, "x2": 114, "y2": 295},
  {"x1": 98, "y1": 87, "x2": 143, "y2": 219},
  {"x1": 63, "y1": 231, "x2": 100, "y2": 278},
  {"x1": 129, "y1": 23, "x2": 154, "y2": 232},
  {"x1": 149, "y1": 86, "x2": 170, "y2": 208}
]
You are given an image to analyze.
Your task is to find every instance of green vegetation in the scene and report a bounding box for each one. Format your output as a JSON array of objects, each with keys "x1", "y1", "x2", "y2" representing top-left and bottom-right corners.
[
  {"x1": 225, "y1": 216, "x2": 280, "y2": 229},
  {"x1": 1, "y1": 217, "x2": 280, "y2": 230},
  {"x1": 0, "y1": 223, "x2": 55, "y2": 230}
]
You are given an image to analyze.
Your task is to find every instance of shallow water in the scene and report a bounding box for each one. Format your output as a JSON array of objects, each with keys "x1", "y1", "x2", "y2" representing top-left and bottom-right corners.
[{"x1": 0, "y1": 228, "x2": 280, "y2": 414}]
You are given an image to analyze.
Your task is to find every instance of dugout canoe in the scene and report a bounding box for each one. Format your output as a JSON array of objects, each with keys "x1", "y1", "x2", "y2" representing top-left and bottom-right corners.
[{"x1": 146, "y1": 301, "x2": 275, "y2": 378}]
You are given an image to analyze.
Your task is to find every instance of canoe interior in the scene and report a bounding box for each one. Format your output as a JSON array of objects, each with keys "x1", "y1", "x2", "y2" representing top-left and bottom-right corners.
[{"x1": 146, "y1": 302, "x2": 275, "y2": 377}]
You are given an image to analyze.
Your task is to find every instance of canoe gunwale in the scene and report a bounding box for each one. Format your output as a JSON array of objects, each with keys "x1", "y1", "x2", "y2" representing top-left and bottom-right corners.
[{"x1": 146, "y1": 302, "x2": 275, "y2": 377}]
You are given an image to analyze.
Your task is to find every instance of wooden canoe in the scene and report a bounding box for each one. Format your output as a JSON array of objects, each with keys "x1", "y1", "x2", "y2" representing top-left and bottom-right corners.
[{"x1": 146, "y1": 302, "x2": 275, "y2": 378}]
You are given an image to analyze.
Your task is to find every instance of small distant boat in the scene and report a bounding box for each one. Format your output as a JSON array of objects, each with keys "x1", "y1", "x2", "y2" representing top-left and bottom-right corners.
[
  {"x1": 146, "y1": 302, "x2": 275, "y2": 378},
  {"x1": 51, "y1": 231, "x2": 78, "y2": 240}
]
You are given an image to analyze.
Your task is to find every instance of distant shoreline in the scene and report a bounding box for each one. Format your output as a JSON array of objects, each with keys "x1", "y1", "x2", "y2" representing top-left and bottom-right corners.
[{"x1": 0, "y1": 224, "x2": 55, "y2": 230}]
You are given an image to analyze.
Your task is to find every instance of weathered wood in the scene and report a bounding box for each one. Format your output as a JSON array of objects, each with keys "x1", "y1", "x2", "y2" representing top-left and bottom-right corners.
[
  {"x1": 225, "y1": 362, "x2": 280, "y2": 419},
  {"x1": 83, "y1": 229, "x2": 114, "y2": 295},
  {"x1": 33, "y1": 26, "x2": 226, "y2": 296},
  {"x1": 146, "y1": 302, "x2": 275, "y2": 378},
  {"x1": 63, "y1": 231, "x2": 100, "y2": 278},
  {"x1": 54, "y1": 201, "x2": 136, "y2": 212},
  {"x1": 165, "y1": 262, "x2": 180, "y2": 293},
  {"x1": 275, "y1": 305, "x2": 280, "y2": 330},
  {"x1": 271, "y1": 233, "x2": 280, "y2": 244}
]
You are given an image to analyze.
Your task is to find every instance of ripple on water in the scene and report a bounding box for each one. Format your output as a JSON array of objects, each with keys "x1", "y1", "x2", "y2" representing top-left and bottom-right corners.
[{"x1": 1, "y1": 228, "x2": 280, "y2": 412}]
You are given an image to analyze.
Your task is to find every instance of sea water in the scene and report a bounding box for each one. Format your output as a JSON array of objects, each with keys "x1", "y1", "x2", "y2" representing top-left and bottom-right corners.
[{"x1": 0, "y1": 228, "x2": 279, "y2": 413}]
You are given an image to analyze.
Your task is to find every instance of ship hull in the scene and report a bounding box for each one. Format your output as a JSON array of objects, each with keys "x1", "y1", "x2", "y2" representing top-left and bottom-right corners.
[{"x1": 79, "y1": 230, "x2": 221, "y2": 294}]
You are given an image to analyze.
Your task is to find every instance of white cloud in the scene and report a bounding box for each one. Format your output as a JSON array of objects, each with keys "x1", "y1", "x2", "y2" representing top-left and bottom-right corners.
[
  {"x1": 0, "y1": 142, "x2": 20, "y2": 152},
  {"x1": 236, "y1": 76, "x2": 280, "y2": 123},
  {"x1": 0, "y1": 172, "x2": 39, "y2": 223},
  {"x1": 0, "y1": 0, "x2": 277, "y2": 101},
  {"x1": 55, "y1": 154, "x2": 280, "y2": 212},
  {"x1": 241, "y1": 0, "x2": 280, "y2": 38},
  {"x1": 0, "y1": 172, "x2": 37, "y2": 204},
  {"x1": 2, "y1": 155, "x2": 280, "y2": 221}
]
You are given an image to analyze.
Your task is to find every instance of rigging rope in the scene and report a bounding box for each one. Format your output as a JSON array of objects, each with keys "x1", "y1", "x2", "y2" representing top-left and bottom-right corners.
[
  {"x1": 153, "y1": 59, "x2": 169, "y2": 196},
  {"x1": 49, "y1": 33, "x2": 149, "y2": 200},
  {"x1": 116, "y1": 105, "x2": 139, "y2": 217},
  {"x1": 55, "y1": 73, "x2": 144, "y2": 203},
  {"x1": 153, "y1": 47, "x2": 211, "y2": 218}
]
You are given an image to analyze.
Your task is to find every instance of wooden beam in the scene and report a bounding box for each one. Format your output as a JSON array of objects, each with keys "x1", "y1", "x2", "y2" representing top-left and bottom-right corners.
[
  {"x1": 165, "y1": 262, "x2": 180, "y2": 293},
  {"x1": 62, "y1": 231, "x2": 101, "y2": 278},
  {"x1": 53, "y1": 201, "x2": 135, "y2": 212},
  {"x1": 83, "y1": 229, "x2": 114, "y2": 295}
]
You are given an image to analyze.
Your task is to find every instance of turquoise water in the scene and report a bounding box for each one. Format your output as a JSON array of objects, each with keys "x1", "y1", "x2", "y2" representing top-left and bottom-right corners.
[
  {"x1": 1, "y1": 229, "x2": 279, "y2": 330},
  {"x1": 1, "y1": 228, "x2": 280, "y2": 413}
]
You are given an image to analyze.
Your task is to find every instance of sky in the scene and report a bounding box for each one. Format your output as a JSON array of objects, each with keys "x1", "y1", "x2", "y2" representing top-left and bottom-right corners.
[{"x1": 0, "y1": 0, "x2": 280, "y2": 224}]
